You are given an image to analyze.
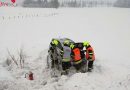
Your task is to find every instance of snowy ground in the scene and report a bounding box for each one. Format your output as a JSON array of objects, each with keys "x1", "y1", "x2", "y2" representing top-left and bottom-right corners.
[{"x1": 0, "y1": 7, "x2": 130, "y2": 90}]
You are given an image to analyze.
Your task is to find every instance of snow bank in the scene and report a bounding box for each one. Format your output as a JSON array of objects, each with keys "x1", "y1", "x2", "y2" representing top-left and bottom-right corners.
[{"x1": 0, "y1": 7, "x2": 130, "y2": 90}]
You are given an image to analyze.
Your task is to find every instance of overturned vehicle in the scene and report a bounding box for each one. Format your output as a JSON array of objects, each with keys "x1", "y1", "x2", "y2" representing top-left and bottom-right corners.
[
  {"x1": 47, "y1": 38, "x2": 75, "y2": 71},
  {"x1": 47, "y1": 38, "x2": 95, "y2": 75}
]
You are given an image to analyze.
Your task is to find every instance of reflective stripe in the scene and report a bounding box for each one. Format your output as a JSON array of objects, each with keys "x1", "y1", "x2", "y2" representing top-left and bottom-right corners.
[
  {"x1": 88, "y1": 59, "x2": 94, "y2": 61},
  {"x1": 89, "y1": 55, "x2": 93, "y2": 58},
  {"x1": 89, "y1": 53, "x2": 93, "y2": 54},
  {"x1": 73, "y1": 60, "x2": 82, "y2": 64},
  {"x1": 62, "y1": 58, "x2": 70, "y2": 62}
]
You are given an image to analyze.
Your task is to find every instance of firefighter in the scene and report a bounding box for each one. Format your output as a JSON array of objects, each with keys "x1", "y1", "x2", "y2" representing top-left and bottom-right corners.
[
  {"x1": 70, "y1": 43, "x2": 87, "y2": 72},
  {"x1": 48, "y1": 39, "x2": 60, "y2": 68},
  {"x1": 83, "y1": 41, "x2": 95, "y2": 72},
  {"x1": 61, "y1": 39, "x2": 72, "y2": 75}
]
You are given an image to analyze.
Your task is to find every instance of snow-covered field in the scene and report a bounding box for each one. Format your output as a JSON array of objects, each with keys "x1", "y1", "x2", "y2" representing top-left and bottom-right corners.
[{"x1": 0, "y1": 7, "x2": 130, "y2": 90}]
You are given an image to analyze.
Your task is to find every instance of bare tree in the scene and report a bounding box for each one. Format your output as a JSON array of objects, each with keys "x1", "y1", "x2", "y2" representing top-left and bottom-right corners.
[
  {"x1": 50, "y1": 0, "x2": 59, "y2": 8},
  {"x1": 18, "y1": 47, "x2": 26, "y2": 69},
  {"x1": 7, "y1": 49, "x2": 18, "y2": 67},
  {"x1": 114, "y1": 0, "x2": 130, "y2": 8},
  {"x1": 7, "y1": 47, "x2": 27, "y2": 69}
]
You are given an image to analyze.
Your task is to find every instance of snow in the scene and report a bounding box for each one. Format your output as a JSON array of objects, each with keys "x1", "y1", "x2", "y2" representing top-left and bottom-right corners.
[
  {"x1": 0, "y1": 7, "x2": 130, "y2": 90},
  {"x1": 0, "y1": 65, "x2": 13, "y2": 80}
]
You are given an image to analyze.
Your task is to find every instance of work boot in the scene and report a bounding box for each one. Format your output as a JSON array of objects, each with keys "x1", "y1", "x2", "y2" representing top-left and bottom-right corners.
[
  {"x1": 87, "y1": 68, "x2": 92, "y2": 72},
  {"x1": 61, "y1": 70, "x2": 69, "y2": 75}
]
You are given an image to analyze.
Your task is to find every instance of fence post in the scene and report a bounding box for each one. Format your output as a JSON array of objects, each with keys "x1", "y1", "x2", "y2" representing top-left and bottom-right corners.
[{"x1": 2, "y1": 16, "x2": 4, "y2": 20}]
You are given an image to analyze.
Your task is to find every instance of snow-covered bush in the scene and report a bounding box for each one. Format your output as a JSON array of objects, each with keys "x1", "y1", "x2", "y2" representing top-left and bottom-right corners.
[{"x1": 7, "y1": 47, "x2": 28, "y2": 69}]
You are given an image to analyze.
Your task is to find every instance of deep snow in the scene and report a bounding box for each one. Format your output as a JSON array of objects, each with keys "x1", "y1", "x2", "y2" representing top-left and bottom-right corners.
[{"x1": 0, "y1": 7, "x2": 130, "y2": 90}]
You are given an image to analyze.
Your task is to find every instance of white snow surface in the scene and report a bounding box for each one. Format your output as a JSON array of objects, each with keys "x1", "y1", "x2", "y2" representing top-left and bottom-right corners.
[{"x1": 0, "y1": 7, "x2": 130, "y2": 90}]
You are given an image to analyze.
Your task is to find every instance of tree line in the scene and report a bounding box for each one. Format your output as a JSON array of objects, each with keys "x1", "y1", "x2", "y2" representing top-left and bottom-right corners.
[{"x1": 22, "y1": 0, "x2": 130, "y2": 8}]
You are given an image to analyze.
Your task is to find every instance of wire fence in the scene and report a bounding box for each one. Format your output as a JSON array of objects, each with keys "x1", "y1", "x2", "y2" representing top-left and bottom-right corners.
[{"x1": 0, "y1": 12, "x2": 58, "y2": 21}]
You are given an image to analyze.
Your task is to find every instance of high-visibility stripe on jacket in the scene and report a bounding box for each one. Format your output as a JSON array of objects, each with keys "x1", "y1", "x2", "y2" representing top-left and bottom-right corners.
[
  {"x1": 86, "y1": 47, "x2": 95, "y2": 61},
  {"x1": 62, "y1": 58, "x2": 70, "y2": 62},
  {"x1": 73, "y1": 48, "x2": 81, "y2": 61},
  {"x1": 73, "y1": 60, "x2": 82, "y2": 64}
]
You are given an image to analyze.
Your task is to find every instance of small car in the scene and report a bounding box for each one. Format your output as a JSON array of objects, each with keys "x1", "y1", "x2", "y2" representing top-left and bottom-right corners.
[{"x1": 47, "y1": 38, "x2": 75, "y2": 71}]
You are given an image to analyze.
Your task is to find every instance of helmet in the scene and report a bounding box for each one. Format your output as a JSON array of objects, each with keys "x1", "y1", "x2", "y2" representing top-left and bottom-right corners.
[
  {"x1": 70, "y1": 43, "x2": 75, "y2": 49},
  {"x1": 52, "y1": 39, "x2": 58, "y2": 45},
  {"x1": 83, "y1": 41, "x2": 89, "y2": 46},
  {"x1": 63, "y1": 40, "x2": 70, "y2": 46}
]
